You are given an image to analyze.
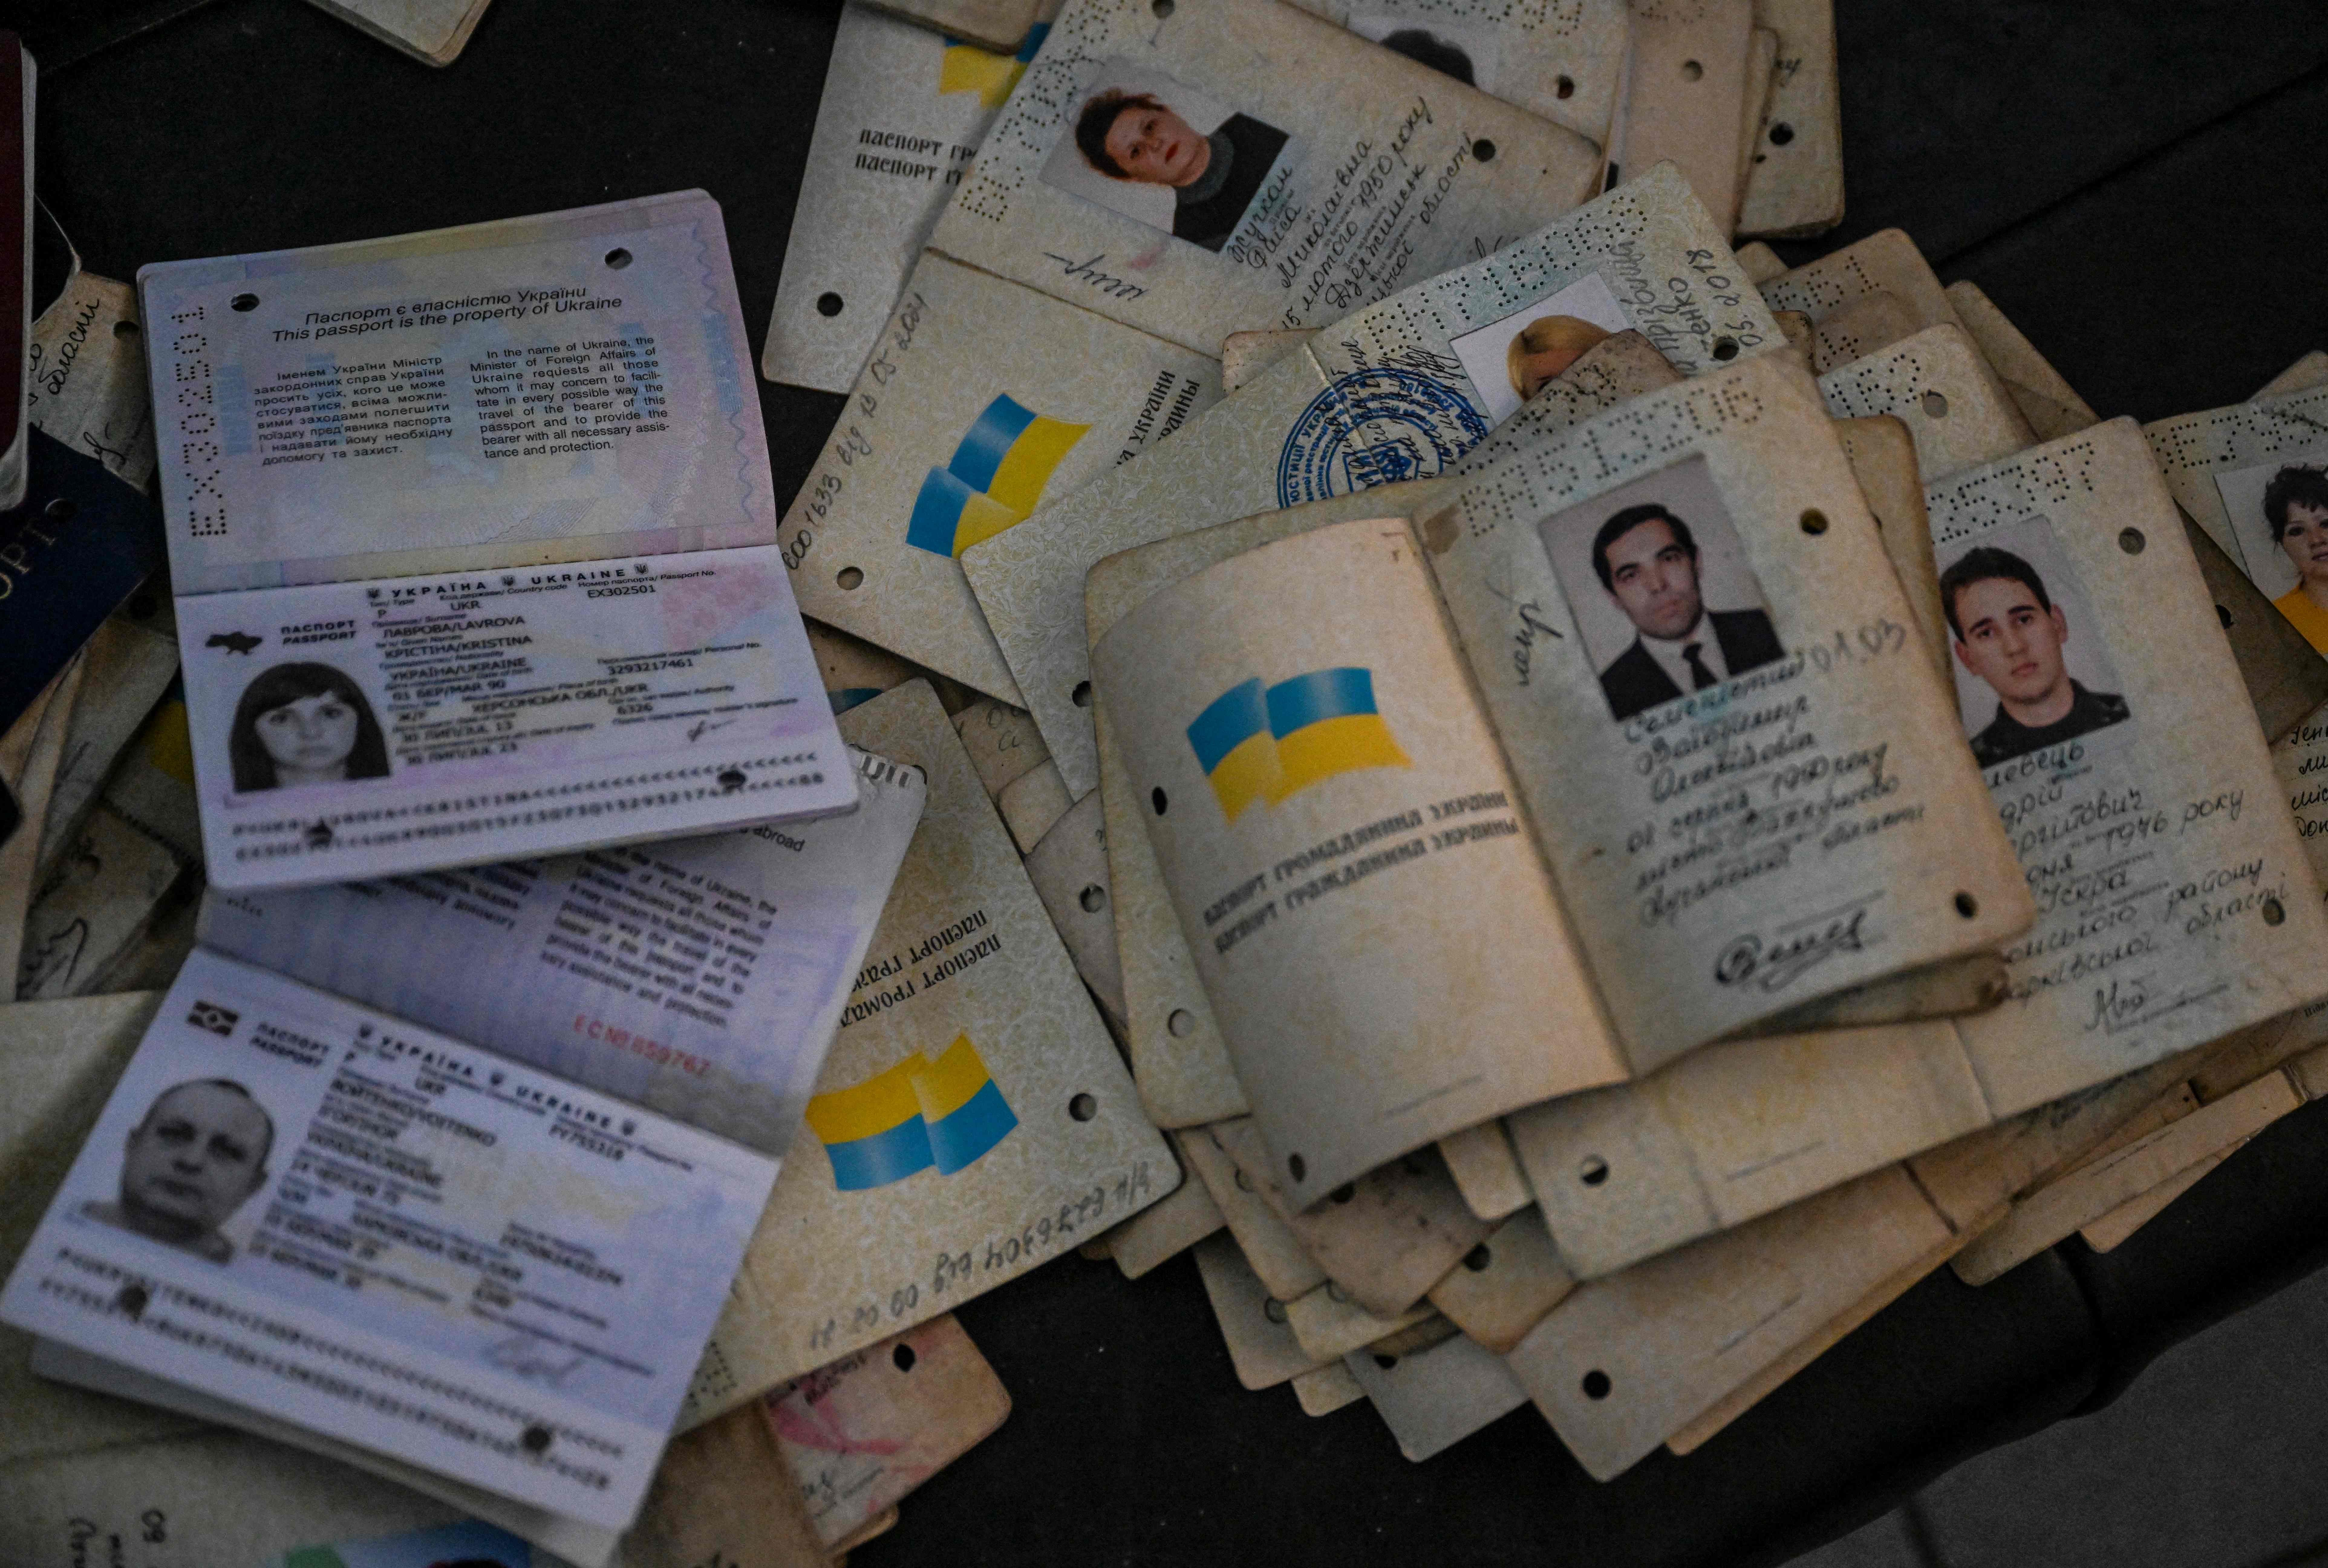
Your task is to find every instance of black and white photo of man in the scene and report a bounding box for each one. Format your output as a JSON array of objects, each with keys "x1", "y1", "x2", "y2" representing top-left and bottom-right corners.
[{"x1": 81, "y1": 1077, "x2": 274, "y2": 1264}]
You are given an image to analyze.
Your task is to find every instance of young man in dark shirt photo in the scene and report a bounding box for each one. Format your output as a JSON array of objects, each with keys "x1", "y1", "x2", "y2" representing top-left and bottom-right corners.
[{"x1": 1941, "y1": 544, "x2": 2130, "y2": 768}]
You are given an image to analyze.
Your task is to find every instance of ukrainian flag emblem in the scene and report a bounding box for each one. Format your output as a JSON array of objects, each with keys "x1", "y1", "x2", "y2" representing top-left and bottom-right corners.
[
  {"x1": 805, "y1": 1035, "x2": 1019, "y2": 1191},
  {"x1": 906, "y1": 394, "x2": 1090, "y2": 557},
  {"x1": 1186, "y1": 667, "x2": 1409, "y2": 823},
  {"x1": 937, "y1": 24, "x2": 1049, "y2": 108}
]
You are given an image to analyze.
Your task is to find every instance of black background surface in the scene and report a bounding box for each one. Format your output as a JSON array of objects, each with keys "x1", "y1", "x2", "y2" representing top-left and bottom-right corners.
[{"x1": 11, "y1": 3, "x2": 2328, "y2": 1562}]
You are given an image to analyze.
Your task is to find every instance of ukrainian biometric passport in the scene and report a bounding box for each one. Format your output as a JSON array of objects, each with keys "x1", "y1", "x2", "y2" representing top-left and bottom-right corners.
[{"x1": 138, "y1": 193, "x2": 855, "y2": 891}]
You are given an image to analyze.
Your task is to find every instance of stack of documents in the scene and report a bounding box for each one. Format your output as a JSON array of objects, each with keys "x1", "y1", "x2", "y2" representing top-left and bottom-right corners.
[{"x1": 8, "y1": 0, "x2": 2328, "y2": 1561}]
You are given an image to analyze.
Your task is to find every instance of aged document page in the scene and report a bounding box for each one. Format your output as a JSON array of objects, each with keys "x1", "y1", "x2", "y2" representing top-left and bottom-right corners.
[{"x1": 1094, "y1": 515, "x2": 1626, "y2": 1205}]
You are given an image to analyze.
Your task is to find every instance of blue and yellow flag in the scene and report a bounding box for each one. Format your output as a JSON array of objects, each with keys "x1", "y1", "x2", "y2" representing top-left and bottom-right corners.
[
  {"x1": 938, "y1": 23, "x2": 1049, "y2": 108},
  {"x1": 1266, "y1": 667, "x2": 1410, "y2": 795},
  {"x1": 1187, "y1": 667, "x2": 1408, "y2": 821},
  {"x1": 1186, "y1": 678, "x2": 1284, "y2": 824},
  {"x1": 805, "y1": 1035, "x2": 1018, "y2": 1191},
  {"x1": 906, "y1": 394, "x2": 1089, "y2": 557}
]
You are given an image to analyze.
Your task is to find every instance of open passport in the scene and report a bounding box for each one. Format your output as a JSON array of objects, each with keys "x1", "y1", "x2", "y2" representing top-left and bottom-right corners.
[
  {"x1": 137, "y1": 194, "x2": 857, "y2": 892},
  {"x1": 0, "y1": 723, "x2": 927, "y2": 1553},
  {"x1": 1090, "y1": 353, "x2": 2042, "y2": 1207}
]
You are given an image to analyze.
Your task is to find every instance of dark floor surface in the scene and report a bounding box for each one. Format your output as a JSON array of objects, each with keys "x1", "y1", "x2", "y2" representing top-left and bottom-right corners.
[{"x1": 10, "y1": 1, "x2": 2328, "y2": 1563}]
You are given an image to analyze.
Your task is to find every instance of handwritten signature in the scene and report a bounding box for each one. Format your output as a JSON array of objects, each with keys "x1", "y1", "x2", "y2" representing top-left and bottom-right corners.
[
  {"x1": 688, "y1": 716, "x2": 737, "y2": 743},
  {"x1": 1713, "y1": 895, "x2": 1877, "y2": 992}
]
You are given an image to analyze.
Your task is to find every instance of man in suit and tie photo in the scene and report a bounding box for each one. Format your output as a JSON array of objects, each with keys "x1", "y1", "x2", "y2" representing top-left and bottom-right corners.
[{"x1": 1590, "y1": 502, "x2": 1785, "y2": 721}]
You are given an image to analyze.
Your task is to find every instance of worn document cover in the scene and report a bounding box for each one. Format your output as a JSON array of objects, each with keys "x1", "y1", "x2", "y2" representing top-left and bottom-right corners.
[
  {"x1": 1092, "y1": 354, "x2": 2032, "y2": 1205},
  {"x1": 778, "y1": 0, "x2": 1616, "y2": 704},
  {"x1": 1923, "y1": 419, "x2": 2328, "y2": 1111},
  {"x1": 763, "y1": 4, "x2": 1053, "y2": 393},
  {"x1": 139, "y1": 193, "x2": 854, "y2": 889},
  {"x1": 780, "y1": 253, "x2": 1221, "y2": 702},
  {"x1": 968, "y1": 164, "x2": 1781, "y2": 795},
  {"x1": 928, "y1": 0, "x2": 1603, "y2": 357},
  {"x1": 2145, "y1": 381, "x2": 2328, "y2": 659},
  {"x1": 682, "y1": 682, "x2": 1173, "y2": 1416}
]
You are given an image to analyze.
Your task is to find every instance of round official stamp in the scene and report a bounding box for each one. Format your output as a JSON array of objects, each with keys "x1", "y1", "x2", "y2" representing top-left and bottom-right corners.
[{"x1": 1275, "y1": 367, "x2": 1489, "y2": 507}]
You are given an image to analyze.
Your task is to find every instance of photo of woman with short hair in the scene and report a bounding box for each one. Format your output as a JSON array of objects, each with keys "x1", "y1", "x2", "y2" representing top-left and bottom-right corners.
[
  {"x1": 228, "y1": 661, "x2": 393, "y2": 791},
  {"x1": 1063, "y1": 78, "x2": 1289, "y2": 253}
]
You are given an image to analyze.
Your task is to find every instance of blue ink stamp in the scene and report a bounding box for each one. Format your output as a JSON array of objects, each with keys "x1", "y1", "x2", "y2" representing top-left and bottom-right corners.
[{"x1": 1276, "y1": 367, "x2": 1488, "y2": 507}]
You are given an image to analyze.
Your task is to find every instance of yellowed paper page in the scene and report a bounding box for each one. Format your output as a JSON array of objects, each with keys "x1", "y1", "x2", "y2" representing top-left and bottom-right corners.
[
  {"x1": 2079, "y1": 1147, "x2": 2234, "y2": 1253},
  {"x1": 765, "y1": 1314, "x2": 1010, "y2": 1547},
  {"x1": 1837, "y1": 414, "x2": 1952, "y2": 690},
  {"x1": 1092, "y1": 341, "x2": 1683, "y2": 1127},
  {"x1": 1736, "y1": 0, "x2": 1843, "y2": 238},
  {"x1": 1735, "y1": 239, "x2": 1785, "y2": 284},
  {"x1": 998, "y1": 757, "x2": 1075, "y2": 852},
  {"x1": 1182, "y1": 1123, "x2": 1325, "y2": 1300},
  {"x1": 1094, "y1": 516, "x2": 1627, "y2": 1205},
  {"x1": 1424, "y1": 1207, "x2": 1576, "y2": 1353},
  {"x1": 781, "y1": 255, "x2": 1222, "y2": 702},
  {"x1": 1285, "y1": 1279, "x2": 1430, "y2": 1362},
  {"x1": 1662, "y1": 1042, "x2": 2229, "y2": 1457},
  {"x1": 1507, "y1": 1163, "x2": 1956, "y2": 1479},
  {"x1": 1213, "y1": 1119, "x2": 1490, "y2": 1316},
  {"x1": 952, "y1": 696, "x2": 1052, "y2": 804},
  {"x1": 1293, "y1": 1358, "x2": 1368, "y2": 1414},
  {"x1": 1100, "y1": 703, "x2": 1247, "y2": 1125},
  {"x1": 1942, "y1": 280, "x2": 2101, "y2": 443},
  {"x1": 1105, "y1": 1152, "x2": 1226, "y2": 1276},
  {"x1": 935, "y1": 0, "x2": 1604, "y2": 357},
  {"x1": 1436, "y1": 1119, "x2": 1534, "y2": 1221},
  {"x1": 1953, "y1": 1069, "x2": 2302, "y2": 1284},
  {"x1": 1664, "y1": 1208, "x2": 1974, "y2": 1453},
  {"x1": 1222, "y1": 327, "x2": 1318, "y2": 392},
  {"x1": 1608, "y1": 0, "x2": 1753, "y2": 234},
  {"x1": 1760, "y1": 227, "x2": 1963, "y2": 337},
  {"x1": 1193, "y1": 1231, "x2": 1332, "y2": 1388},
  {"x1": 1926, "y1": 422, "x2": 2328, "y2": 1115},
  {"x1": 1508, "y1": 1019, "x2": 1990, "y2": 1279},
  {"x1": 626, "y1": 1402, "x2": 834, "y2": 1568},
  {"x1": 1425, "y1": 353, "x2": 2032, "y2": 1068},
  {"x1": 1022, "y1": 789, "x2": 1128, "y2": 1026},
  {"x1": 1817, "y1": 323, "x2": 2036, "y2": 482},
  {"x1": 1806, "y1": 290, "x2": 1922, "y2": 375},
  {"x1": 688, "y1": 682, "x2": 1172, "y2": 1418}
]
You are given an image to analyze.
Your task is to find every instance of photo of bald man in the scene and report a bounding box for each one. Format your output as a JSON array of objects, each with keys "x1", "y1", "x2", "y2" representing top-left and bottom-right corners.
[{"x1": 82, "y1": 1077, "x2": 275, "y2": 1264}]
